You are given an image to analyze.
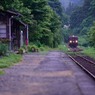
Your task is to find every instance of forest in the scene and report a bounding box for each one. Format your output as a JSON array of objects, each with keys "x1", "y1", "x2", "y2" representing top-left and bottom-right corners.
[
  {"x1": 0, "y1": 0, "x2": 95, "y2": 48},
  {"x1": 61, "y1": 0, "x2": 95, "y2": 48}
]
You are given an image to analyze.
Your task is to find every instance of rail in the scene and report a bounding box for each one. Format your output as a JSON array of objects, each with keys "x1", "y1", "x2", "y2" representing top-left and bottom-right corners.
[{"x1": 68, "y1": 54, "x2": 95, "y2": 79}]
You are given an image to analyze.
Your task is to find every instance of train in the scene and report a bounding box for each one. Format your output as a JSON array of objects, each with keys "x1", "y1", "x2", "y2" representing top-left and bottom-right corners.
[{"x1": 68, "y1": 35, "x2": 78, "y2": 48}]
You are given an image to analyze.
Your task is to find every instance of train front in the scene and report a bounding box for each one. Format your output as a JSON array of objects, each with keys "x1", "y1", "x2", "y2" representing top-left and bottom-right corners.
[{"x1": 68, "y1": 35, "x2": 78, "y2": 48}]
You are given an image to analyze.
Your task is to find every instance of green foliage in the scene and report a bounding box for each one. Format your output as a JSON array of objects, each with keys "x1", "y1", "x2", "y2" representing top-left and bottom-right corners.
[
  {"x1": 18, "y1": 48, "x2": 25, "y2": 54},
  {"x1": 0, "y1": 0, "x2": 65, "y2": 47},
  {"x1": 62, "y1": 13, "x2": 69, "y2": 25},
  {"x1": 27, "y1": 44, "x2": 51, "y2": 52},
  {"x1": 58, "y1": 44, "x2": 68, "y2": 52},
  {"x1": 79, "y1": 27, "x2": 89, "y2": 35},
  {"x1": 0, "y1": 0, "x2": 13, "y2": 9},
  {"x1": 0, "y1": 38, "x2": 10, "y2": 43},
  {"x1": 70, "y1": 7, "x2": 84, "y2": 29},
  {"x1": 49, "y1": 0, "x2": 65, "y2": 24},
  {"x1": 82, "y1": 47, "x2": 95, "y2": 59},
  {"x1": 50, "y1": 11, "x2": 62, "y2": 47},
  {"x1": 0, "y1": 70, "x2": 4, "y2": 75},
  {"x1": 0, "y1": 53, "x2": 22, "y2": 68},
  {"x1": 66, "y1": 2, "x2": 78, "y2": 16},
  {"x1": 78, "y1": 35, "x2": 89, "y2": 47},
  {"x1": 27, "y1": 45, "x2": 39, "y2": 52},
  {"x1": 22, "y1": 45, "x2": 28, "y2": 52},
  {"x1": 0, "y1": 43, "x2": 8, "y2": 56},
  {"x1": 66, "y1": 0, "x2": 95, "y2": 49},
  {"x1": 62, "y1": 27, "x2": 72, "y2": 43},
  {"x1": 69, "y1": 0, "x2": 95, "y2": 35},
  {"x1": 28, "y1": 0, "x2": 62, "y2": 47},
  {"x1": 39, "y1": 47, "x2": 45, "y2": 51},
  {"x1": 88, "y1": 22, "x2": 95, "y2": 47},
  {"x1": 39, "y1": 45, "x2": 51, "y2": 51}
]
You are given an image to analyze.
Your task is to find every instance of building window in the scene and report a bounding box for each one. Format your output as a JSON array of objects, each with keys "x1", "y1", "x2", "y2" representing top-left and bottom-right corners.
[{"x1": 0, "y1": 24, "x2": 6, "y2": 38}]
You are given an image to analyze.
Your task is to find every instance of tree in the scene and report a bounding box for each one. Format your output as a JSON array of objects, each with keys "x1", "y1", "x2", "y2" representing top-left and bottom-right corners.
[
  {"x1": 0, "y1": 0, "x2": 63, "y2": 47},
  {"x1": 0, "y1": 0, "x2": 13, "y2": 9},
  {"x1": 26, "y1": 0, "x2": 63, "y2": 47},
  {"x1": 49, "y1": 0, "x2": 68, "y2": 25},
  {"x1": 88, "y1": 22, "x2": 95, "y2": 47},
  {"x1": 50, "y1": 11, "x2": 62, "y2": 47},
  {"x1": 66, "y1": 2, "x2": 75, "y2": 15},
  {"x1": 70, "y1": 7, "x2": 84, "y2": 29},
  {"x1": 69, "y1": 0, "x2": 95, "y2": 35}
]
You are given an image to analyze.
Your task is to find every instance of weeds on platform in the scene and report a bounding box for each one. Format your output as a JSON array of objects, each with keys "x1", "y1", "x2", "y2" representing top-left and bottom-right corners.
[
  {"x1": 57, "y1": 45, "x2": 68, "y2": 52},
  {"x1": 0, "y1": 53, "x2": 22, "y2": 69},
  {"x1": 0, "y1": 70, "x2": 4, "y2": 75}
]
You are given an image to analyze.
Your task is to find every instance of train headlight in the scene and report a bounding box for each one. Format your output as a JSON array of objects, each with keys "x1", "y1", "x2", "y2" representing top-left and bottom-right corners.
[
  {"x1": 69, "y1": 40, "x2": 72, "y2": 43},
  {"x1": 75, "y1": 40, "x2": 78, "y2": 43}
]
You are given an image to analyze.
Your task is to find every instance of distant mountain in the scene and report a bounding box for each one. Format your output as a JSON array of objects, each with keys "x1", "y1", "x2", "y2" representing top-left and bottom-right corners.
[{"x1": 60, "y1": 0, "x2": 83, "y2": 8}]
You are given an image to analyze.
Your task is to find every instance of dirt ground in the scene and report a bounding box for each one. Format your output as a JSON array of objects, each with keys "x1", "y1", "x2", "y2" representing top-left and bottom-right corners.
[{"x1": 0, "y1": 51, "x2": 95, "y2": 95}]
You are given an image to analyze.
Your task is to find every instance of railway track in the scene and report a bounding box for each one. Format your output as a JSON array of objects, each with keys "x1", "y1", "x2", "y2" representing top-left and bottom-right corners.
[
  {"x1": 69, "y1": 54, "x2": 95, "y2": 79},
  {"x1": 68, "y1": 47, "x2": 83, "y2": 52}
]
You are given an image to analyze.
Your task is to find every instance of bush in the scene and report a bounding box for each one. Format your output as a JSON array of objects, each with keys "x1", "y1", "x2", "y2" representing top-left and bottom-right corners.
[
  {"x1": 22, "y1": 45, "x2": 28, "y2": 53},
  {"x1": 27, "y1": 45, "x2": 31, "y2": 52},
  {"x1": 0, "y1": 38, "x2": 10, "y2": 43},
  {"x1": 58, "y1": 45, "x2": 68, "y2": 52},
  {"x1": 18, "y1": 48, "x2": 25, "y2": 54},
  {"x1": 27, "y1": 45, "x2": 39, "y2": 52},
  {"x1": 82, "y1": 47, "x2": 95, "y2": 59},
  {"x1": 0, "y1": 43, "x2": 8, "y2": 56},
  {"x1": 39, "y1": 46, "x2": 45, "y2": 51},
  {"x1": 78, "y1": 35, "x2": 89, "y2": 47}
]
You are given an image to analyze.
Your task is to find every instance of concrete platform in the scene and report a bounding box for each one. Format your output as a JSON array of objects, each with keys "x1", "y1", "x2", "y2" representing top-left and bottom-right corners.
[{"x1": 0, "y1": 51, "x2": 95, "y2": 95}]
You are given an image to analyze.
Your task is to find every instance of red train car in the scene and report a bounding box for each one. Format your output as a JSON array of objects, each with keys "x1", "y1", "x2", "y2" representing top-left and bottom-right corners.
[{"x1": 68, "y1": 35, "x2": 78, "y2": 48}]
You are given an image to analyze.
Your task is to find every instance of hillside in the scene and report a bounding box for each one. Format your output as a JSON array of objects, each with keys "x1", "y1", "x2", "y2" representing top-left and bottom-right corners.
[{"x1": 60, "y1": 0, "x2": 83, "y2": 8}]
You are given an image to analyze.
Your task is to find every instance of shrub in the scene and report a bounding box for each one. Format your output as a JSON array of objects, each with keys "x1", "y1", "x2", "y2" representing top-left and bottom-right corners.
[
  {"x1": 18, "y1": 48, "x2": 25, "y2": 54},
  {"x1": 82, "y1": 47, "x2": 95, "y2": 59},
  {"x1": 22, "y1": 45, "x2": 28, "y2": 53},
  {"x1": 0, "y1": 38, "x2": 10, "y2": 43},
  {"x1": 0, "y1": 43, "x2": 8, "y2": 56},
  {"x1": 58, "y1": 45, "x2": 68, "y2": 52},
  {"x1": 27, "y1": 45, "x2": 31, "y2": 52},
  {"x1": 39, "y1": 47, "x2": 45, "y2": 51},
  {"x1": 27, "y1": 45, "x2": 39, "y2": 52}
]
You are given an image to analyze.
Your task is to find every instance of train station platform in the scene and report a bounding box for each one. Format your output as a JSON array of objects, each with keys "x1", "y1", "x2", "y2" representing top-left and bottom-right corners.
[{"x1": 0, "y1": 51, "x2": 95, "y2": 95}]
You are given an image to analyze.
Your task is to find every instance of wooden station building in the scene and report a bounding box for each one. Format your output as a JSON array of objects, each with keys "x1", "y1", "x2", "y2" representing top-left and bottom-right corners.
[{"x1": 0, "y1": 10, "x2": 29, "y2": 51}]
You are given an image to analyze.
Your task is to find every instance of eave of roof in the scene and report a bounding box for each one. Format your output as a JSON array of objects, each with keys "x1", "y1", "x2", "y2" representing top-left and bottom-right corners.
[
  {"x1": 0, "y1": 9, "x2": 22, "y2": 17},
  {"x1": 0, "y1": 9, "x2": 27, "y2": 26},
  {"x1": 7, "y1": 10, "x2": 22, "y2": 17}
]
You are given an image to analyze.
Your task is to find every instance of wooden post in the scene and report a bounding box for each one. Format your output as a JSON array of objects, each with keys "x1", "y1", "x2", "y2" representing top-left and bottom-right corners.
[
  {"x1": 9, "y1": 16, "x2": 12, "y2": 50},
  {"x1": 26, "y1": 25, "x2": 29, "y2": 46},
  {"x1": 20, "y1": 30, "x2": 23, "y2": 47}
]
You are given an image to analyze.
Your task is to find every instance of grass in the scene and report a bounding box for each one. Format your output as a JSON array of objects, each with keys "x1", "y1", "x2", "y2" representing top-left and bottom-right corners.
[
  {"x1": 82, "y1": 47, "x2": 95, "y2": 59},
  {"x1": 57, "y1": 45, "x2": 68, "y2": 52},
  {"x1": 57, "y1": 45, "x2": 95, "y2": 59},
  {"x1": 0, "y1": 70, "x2": 5, "y2": 75},
  {"x1": 57, "y1": 45, "x2": 78, "y2": 56},
  {"x1": 0, "y1": 53, "x2": 22, "y2": 69}
]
